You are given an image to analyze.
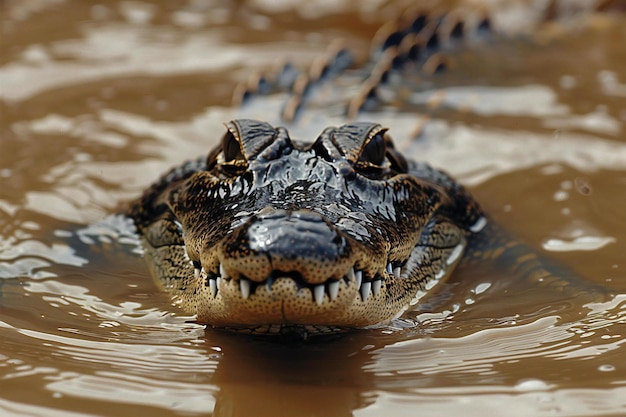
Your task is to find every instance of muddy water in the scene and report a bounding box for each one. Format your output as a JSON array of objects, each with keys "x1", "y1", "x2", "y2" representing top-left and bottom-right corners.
[{"x1": 1, "y1": 1, "x2": 625, "y2": 416}]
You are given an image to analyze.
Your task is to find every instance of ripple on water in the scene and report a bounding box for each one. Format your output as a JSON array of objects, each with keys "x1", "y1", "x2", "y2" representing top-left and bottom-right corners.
[
  {"x1": 354, "y1": 386, "x2": 626, "y2": 417},
  {"x1": 1, "y1": 1, "x2": 626, "y2": 416},
  {"x1": 365, "y1": 294, "x2": 626, "y2": 384},
  {"x1": 0, "y1": 299, "x2": 218, "y2": 414}
]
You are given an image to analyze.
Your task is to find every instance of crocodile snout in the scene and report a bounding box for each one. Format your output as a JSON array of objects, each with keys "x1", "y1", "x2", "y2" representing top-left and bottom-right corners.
[{"x1": 220, "y1": 209, "x2": 354, "y2": 284}]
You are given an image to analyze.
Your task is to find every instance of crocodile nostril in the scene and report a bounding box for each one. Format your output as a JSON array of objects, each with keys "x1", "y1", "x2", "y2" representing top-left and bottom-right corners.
[
  {"x1": 246, "y1": 210, "x2": 349, "y2": 261},
  {"x1": 221, "y1": 209, "x2": 354, "y2": 283}
]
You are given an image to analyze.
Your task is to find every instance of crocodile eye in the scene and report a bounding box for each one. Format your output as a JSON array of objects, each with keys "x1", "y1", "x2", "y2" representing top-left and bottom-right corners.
[
  {"x1": 222, "y1": 131, "x2": 244, "y2": 162},
  {"x1": 355, "y1": 131, "x2": 389, "y2": 179},
  {"x1": 220, "y1": 130, "x2": 248, "y2": 176},
  {"x1": 358, "y1": 132, "x2": 386, "y2": 167}
]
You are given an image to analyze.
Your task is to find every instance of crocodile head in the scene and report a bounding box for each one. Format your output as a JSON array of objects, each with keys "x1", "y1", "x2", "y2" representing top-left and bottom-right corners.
[{"x1": 131, "y1": 119, "x2": 484, "y2": 335}]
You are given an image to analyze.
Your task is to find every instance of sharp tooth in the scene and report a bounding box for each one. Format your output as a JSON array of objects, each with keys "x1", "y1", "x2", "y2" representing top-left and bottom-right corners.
[
  {"x1": 328, "y1": 281, "x2": 339, "y2": 301},
  {"x1": 216, "y1": 276, "x2": 222, "y2": 290},
  {"x1": 386, "y1": 263, "x2": 393, "y2": 274},
  {"x1": 372, "y1": 279, "x2": 381, "y2": 296},
  {"x1": 360, "y1": 281, "x2": 371, "y2": 302},
  {"x1": 313, "y1": 284, "x2": 324, "y2": 306},
  {"x1": 194, "y1": 268, "x2": 200, "y2": 279},
  {"x1": 355, "y1": 270, "x2": 362, "y2": 288},
  {"x1": 240, "y1": 279, "x2": 250, "y2": 299},
  {"x1": 393, "y1": 266, "x2": 401, "y2": 277},
  {"x1": 209, "y1": 278, "x2": 217, "y2": 297},
  {"x1": 219, "y1": 264, "x2": 228, "y2": 279},
  {"x1": 347, "y1": 268, "x2": 355, "y2": 282}
]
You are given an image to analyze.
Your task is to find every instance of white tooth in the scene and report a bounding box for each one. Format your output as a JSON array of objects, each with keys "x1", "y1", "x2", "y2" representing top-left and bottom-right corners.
[
  {"x1": 313, "y1": 284, "x2": 324, "y2": 306},
  {"x1": 216, "y1": 276, "x2": 222, "y2": 290},
  {"x1": 393, "y1": 267, "x2": 401, "y2": 277},
  {"x1": 209, "y1": 278, "x2": 217, "y2": 297},
  {"x1": 194, "y1": 268, "x2": 200, "y2": 279},
  {"x1": 360, "y1": 281, "x2": 371, "y2": 302},
  {"x1": 219, "y1": 264, "x2": 228, "y2": 278},
  {"x1": 347, "y1": 268, "x2": 355, "y2": 282},
  {"x1": 372, "y1": 280, "x2": 381, "y2": 296},
  {"x1": 328, "y1": 281, "x2": 339, "y2": 301},
  {"x1": 240, "y1": 279, "x2": 250, "y2": 299},
  {"x1": 355, "y1": 270, "x2": 363, "y2": 288},
  {"x1": 386, "y1": 263, "x2": 393, "y2": 274}
]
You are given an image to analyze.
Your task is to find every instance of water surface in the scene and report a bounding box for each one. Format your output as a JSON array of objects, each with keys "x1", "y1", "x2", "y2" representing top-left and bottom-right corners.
[{"x1": 1, "y1": 1, "x2": 625, "y2": 416}]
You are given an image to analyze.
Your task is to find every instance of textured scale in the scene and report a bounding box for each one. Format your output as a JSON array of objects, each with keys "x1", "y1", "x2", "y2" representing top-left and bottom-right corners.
[{"x1": 129, "y1": 119, "x2": 484, "y2": 332}]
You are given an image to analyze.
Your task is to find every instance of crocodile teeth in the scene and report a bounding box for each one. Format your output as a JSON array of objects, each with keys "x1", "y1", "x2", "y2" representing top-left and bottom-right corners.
[
  {"x1": 240, "y1": 279, "x2": 250, "y2": 299},
  {"x1": 313, "y1": 284, "x2": 325, "y2": 306},
  {"x1": 194, "y1": 268, "x2": 201, "y2": 279},
  {"x1": 219, "y1": 264, "x2": 228, "y2": 279},
  {"x1": 360, "y1": 281, "x2": 371, "y2": 302},
  {"x1": 209, "y1": 278, "x2": 217, "y2": 297},
  {"x1": 372, "y1": 279, "x2": 381, "y2": 297},
  {"x1": 346, "y1": 268, "x2": 355, "y2": 283},
  {"x1": 355, "y1": 270, "x2": 363, "y2": 288},
  {"x1": 386, "y1": 262, "x2": 393, "y2": 275},
  {"x1": 393, "y1": 266, "x2": 401, "y2": 277},
  {"x1": 328, "y1": 280, "x2": 339, "y2": 301}
]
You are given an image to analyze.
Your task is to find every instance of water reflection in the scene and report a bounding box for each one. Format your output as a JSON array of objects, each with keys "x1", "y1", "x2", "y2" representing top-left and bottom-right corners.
[{"x1": 210, "y1": 332, "x2": 373, "y2": 417}]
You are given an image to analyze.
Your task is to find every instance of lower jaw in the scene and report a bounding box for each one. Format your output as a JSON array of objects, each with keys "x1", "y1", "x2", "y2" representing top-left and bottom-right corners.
[{"x1": 194, "y1": 276, "x2": 402, "y2": 328}]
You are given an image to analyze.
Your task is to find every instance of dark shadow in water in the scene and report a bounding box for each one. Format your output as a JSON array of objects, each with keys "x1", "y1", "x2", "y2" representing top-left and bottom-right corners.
[{"x1": 206, "y1": 330, "x2": 378, "y2": 417}]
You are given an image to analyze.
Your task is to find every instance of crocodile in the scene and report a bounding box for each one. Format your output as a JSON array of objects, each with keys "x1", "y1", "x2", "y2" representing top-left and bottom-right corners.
[
  {"x1": 129, "y1": 118, "x2": 487, "y2": 334},
  {"x1": 127, "y1": 3, "x2": 616, "y2": 335}
]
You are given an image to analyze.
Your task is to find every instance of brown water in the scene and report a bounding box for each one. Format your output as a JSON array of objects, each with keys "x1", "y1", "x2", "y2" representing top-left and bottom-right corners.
[{"x1": 1, "y1": 1, "x2": 626, "y2": 416}]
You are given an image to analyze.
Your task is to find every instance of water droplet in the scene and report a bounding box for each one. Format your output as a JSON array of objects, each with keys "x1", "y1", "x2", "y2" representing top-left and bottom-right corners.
[
  {"x1": 474, "y1": 282, "x2": 491, "y2": 295},
  {"x1": 515, "y1": 379, "x2": 551, "y2": 392}
]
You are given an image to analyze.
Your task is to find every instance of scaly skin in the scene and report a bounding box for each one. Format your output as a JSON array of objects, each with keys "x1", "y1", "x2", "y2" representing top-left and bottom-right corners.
[{"x1": 128, "y1": 120, "x2": 485, "y2": 334}]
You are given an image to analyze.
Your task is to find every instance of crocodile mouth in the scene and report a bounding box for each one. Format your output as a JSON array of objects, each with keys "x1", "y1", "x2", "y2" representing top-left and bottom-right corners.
[
  {"x1": 194, "y1": 262, "x2": 395, "y2": 305},
  {"x1": 189, "y1": 239, "x2": 466, "y2": 318}
]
